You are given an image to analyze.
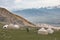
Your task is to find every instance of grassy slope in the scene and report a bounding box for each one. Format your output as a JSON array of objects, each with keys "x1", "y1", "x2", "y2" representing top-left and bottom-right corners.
[{"x1": 0, "y1": 24, "x2": 60, "y2": 40}]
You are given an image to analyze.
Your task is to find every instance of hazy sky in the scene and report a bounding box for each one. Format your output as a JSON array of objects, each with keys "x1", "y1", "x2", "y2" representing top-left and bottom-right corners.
[{"x1": 0, "y1": 0, "x2": 60, "y2": 10}]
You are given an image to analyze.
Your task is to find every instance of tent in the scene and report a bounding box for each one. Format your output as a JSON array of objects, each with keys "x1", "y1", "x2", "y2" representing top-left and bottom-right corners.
[
  {"x1": 47, "y1": 28, "x2": 54, "y2": 34},
  {"x1": 3, "y1": 25, "x2": 8, "y2": 29},
  {"x1": 3, "y1": 24, "x2": 20, "y2": 29},
  {"x1": 8, "y1": 24, "x2": 20, "y2": 29},
  {"x1": 38, "y1": 28, "x2": 48, "y2": 35},
  {"x1": 52, "y1": 27, "x2": 60, "y2": 31},
  {"x1": 14, "y1": 25, "x2": 19, "y2": 29}
]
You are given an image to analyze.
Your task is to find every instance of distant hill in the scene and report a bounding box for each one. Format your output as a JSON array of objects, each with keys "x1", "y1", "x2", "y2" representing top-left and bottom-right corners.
[
  {"x1": 0, "y1": 7, "x2": 35, "y2": 27},
  {"x1": 13, "y1": 8, "x2": 60, "y2": 24}
]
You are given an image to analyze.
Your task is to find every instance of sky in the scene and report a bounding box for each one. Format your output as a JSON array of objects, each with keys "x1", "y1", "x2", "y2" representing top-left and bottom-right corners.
[{"x1": 0, "y1": 0, "x2": 60, "y2": 10}]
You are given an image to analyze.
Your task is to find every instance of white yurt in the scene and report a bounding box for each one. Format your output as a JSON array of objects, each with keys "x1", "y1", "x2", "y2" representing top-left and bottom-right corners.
[
  {"x1": 47, "y1": 28, "x2": 54, "y2": 34},
  {"x1": 7, "y1": 24, "x2": 20, "y2": 29},
  {"x1": 53, "y1": 27, "x2": 60, "y2": 31},
  {"x1": 7, "y1": 24, "x2": 15, "y2": 29},
  {"x1": 3, "y1": 24, "x2": 20, "y2": 29},
  {"x1": 38, "y1": 28, "x2": 48, "y2": 35},
  {"x1": 14, "y1": 25, "x2": 20, "y2": 29},
  {"x1": 3, "y1": 25, "x2": 8, "y2": 29}
]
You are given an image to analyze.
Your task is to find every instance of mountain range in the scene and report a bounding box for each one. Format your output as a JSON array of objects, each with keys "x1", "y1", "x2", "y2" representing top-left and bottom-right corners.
[
  {"x1": 13, "y1": 8, "x2": 60, "y2": 24},
  {"x1": 13, "y1": 8, "x2": 60, "y2": 26}
]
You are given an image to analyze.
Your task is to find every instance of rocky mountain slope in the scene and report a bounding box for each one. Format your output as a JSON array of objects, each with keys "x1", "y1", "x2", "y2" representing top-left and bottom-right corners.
[{"x1": 0, "y1": 7, "x2": 35, "y2": 27}]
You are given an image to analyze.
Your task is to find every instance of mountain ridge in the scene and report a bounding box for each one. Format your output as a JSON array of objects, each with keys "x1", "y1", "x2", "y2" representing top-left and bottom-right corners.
[
  {"x1": 0, "y1": 7, "x2": 35, "y2": 27},
  {"x1": 13, "y1": 8, "x2": 60, "y2": 24}
]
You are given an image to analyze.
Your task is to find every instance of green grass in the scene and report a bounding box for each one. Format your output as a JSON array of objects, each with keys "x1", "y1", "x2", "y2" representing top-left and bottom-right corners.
[{"x1": 0, "y1": 24, "x2": 60, "y2": 40}]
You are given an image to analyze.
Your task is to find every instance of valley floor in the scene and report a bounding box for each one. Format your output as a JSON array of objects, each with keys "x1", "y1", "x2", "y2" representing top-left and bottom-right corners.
[{"x1": 0, "y1": 29, "x2": 60, "y2": 40}]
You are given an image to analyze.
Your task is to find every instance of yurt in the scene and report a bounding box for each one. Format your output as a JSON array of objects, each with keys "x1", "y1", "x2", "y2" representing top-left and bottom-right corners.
[
  {"x1": 7, "y1": 24, "x2": 20, "y2": 29},
  {"x1": 3, "y1": 25, "x2": 8, "y2": 29},
  {"x1": 14, "y1": 25, "x2": 20, "y2": 29},
  {"x1": 3, "y1": 24, "x2": 20, "y2": 29},
  {"x1": 47, "y1": 28, "x2": 54, "y2": 34},
  {"x1": 53, "y1": 27, "x2": 60, "y2": 31},
  {"x1": 7, "y1": 24, "x2": 15, "y2": 29},
  {"x1": 38, "y1": 28, "x2": 48, "y2": 35}
]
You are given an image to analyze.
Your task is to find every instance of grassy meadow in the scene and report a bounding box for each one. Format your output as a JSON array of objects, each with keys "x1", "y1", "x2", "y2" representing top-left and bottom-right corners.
[{"x1": 0, "y1": 23, "x2": 60, "y2": 40}]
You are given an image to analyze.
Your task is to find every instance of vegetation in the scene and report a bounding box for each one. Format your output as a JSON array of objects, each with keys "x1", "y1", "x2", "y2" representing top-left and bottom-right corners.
[{"x1": 0, "y1": 23, "x2": 60, "y2": 40}]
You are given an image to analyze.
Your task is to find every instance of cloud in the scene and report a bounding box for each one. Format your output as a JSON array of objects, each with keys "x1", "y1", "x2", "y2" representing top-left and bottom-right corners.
[
  {"x1": 15, "y1": 0, "x2": 23, "y2": 3},
  {"x1": 0, "y1": 0, "x2": 15, "y2": 10},
  {"x1": 14, "y1": 0, "x2": 60, "y2": 9},
  {"x1": 0, "y1": 0, "x2": 60, "y2": 10}
]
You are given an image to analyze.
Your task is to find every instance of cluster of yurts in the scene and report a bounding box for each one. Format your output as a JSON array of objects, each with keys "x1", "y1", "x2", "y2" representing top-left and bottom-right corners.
[
  {"x1": 37, "y1": 24, "x2": 60, "y2": 35},
  {"x1": 3, "y1": 24, "x2": 20, "y2": 29},
  {"x1": 3, "y1": 23, "x2": 60, "y2": 35}
]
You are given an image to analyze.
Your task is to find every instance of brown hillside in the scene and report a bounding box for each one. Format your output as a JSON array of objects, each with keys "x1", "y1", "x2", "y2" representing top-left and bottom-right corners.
[{"x1": 0, "y1": 7, "x2": 36, "y2": 27}]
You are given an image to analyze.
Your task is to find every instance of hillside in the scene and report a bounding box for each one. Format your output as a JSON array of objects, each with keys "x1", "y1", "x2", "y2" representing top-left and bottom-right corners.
[{"x1": 0, "y1": 7, "x2": 35, "y2": 27}]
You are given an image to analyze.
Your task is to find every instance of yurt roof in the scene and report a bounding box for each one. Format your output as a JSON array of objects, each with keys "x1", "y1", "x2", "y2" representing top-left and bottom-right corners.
[
  {"x1": 47, "y1": 28, "x2": 53, "y2": 31},
  {"x1": 3, "y1": 25, "x2": 8, "y2": 27},
  {"x1": 38, "y1": 28, "x2": 47, "y2": 31}
]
